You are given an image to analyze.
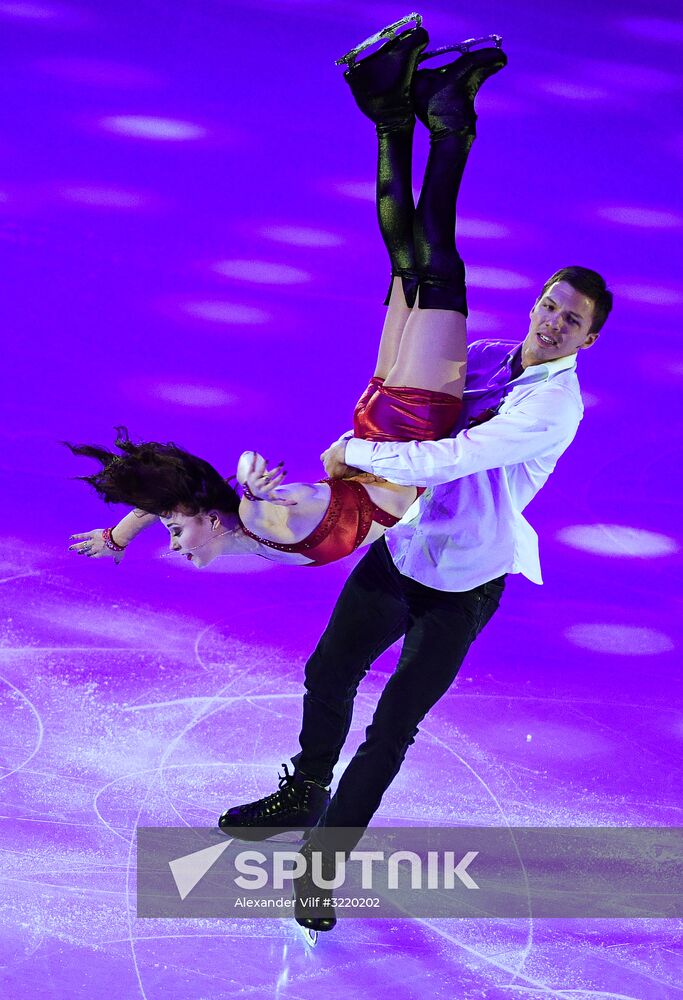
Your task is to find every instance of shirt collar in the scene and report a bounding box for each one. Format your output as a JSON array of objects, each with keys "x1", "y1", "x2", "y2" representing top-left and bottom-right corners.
[{"x1": 504, "y1": 344, "x2": 578, "y2": 384}]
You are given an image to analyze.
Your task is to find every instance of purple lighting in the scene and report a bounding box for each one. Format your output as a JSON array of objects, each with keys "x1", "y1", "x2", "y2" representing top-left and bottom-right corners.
[
  {"x1": 597, "y1": 205, "x2": 683, "y2": 229},
  {"x1": 581, "y1": 58, "x2": 681, "y2": 93},
  {"x1": 464, "y1": 311, "x2": 502, "y2": 333},
  {"x1": 565, "y1": 624, "x2": 675, "y2": 656},
  {"x1": 538, "y1": 80, "x2": 609, "y2": 102},
  {"x1": 58, "y1": 184, "x2": 149, "y2": 208},
  {"x1": 333, "y1": 179, "x2": 375, "y2": 201},
  {"x1": 466, "y1": 265, "x2": 534, "y2": 290},
  {"x1": 3, "y1": 0, "x2": 682, "y2": 994},
  {"x1": 258, "y1": 224, "x2": 343, "y2": 248},
  {"x1": 212, "y1": 260, "x2": 310, "y2": 284},
  {"x1": 36, "y1": 56, "x2": 161, "y2": 88},
  {"x1": 457, "y1": 218, "x2": 511, "y2": 239},
  {"x1": 619, "y1": 16, "x2": 683, "y2": 43},
  {"x1": 149, "y1": 383, "x2": 238, "y2": 408},
  {"x1": 0, "y1": 1, "x2": 58, "y2": 17},
  {"x1": 580, "y1": 390, "x2": 599, "y2": 408},
  {"x1": 557, "y1": 524, "x2": 679, "y2": 558},
  {"x1": 99, "y1": 115, "x2": 207, "y2": 140},
  {"x1": 613, "y1": 283, "x2": 683, "y2": 305},
  {"x1": 180, "y1": 301, "x2": 271, "y2": 324}
]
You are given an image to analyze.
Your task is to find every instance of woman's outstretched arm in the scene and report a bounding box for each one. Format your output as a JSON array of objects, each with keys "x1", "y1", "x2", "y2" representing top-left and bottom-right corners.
[{"x1": 68, "y1": 509, "x2": 159, "y2": 562}]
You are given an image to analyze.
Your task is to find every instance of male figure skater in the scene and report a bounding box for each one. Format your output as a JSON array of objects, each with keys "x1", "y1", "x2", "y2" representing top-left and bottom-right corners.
[{"x1": 219, "y1": 17, "x2": 613, "y2": 934}]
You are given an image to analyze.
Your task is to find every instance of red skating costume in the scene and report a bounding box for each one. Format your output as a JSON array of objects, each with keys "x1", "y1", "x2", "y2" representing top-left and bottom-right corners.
[{"x1": 240, "y1": 377, "x2": 462, "y2": 565}]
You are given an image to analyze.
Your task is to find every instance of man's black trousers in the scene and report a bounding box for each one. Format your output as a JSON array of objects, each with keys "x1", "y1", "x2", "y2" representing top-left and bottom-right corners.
[{"x1": 291, "y1": 537, "x2": 505, "y2": 847}]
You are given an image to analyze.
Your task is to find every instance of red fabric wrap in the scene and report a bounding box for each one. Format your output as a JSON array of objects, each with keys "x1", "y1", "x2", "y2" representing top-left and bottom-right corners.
[
  {"x1": 353, "y1": 376, "x2": 385, "y2": 429},
  {"x1": 301, "y1": 479, "x2": 401, "y2": 566},
  {"x1": 353, "y1": 383, "x2": 463, "y2": 442},
  {"x1": 240, "y1": 477, "x2": 402, "y2": 567},
  {"x1": 238, "y1": 380, "x2": 458, "y2": 567}
]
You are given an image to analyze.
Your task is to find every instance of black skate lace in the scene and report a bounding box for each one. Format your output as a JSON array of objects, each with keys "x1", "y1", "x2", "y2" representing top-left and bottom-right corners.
[{"x1": 240, "y1": 763, "x2": 300, "y2": 820}]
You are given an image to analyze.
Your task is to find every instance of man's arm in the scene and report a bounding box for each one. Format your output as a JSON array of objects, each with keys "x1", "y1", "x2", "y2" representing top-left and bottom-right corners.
[{"x1": 344, "y1": 386, "x2": 582, "y2": 487}]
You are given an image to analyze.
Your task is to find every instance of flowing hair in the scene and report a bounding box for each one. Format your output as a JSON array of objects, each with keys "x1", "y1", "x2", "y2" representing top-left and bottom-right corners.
[{"x1": 64, "y1": 426, "x2": 240, "y2": 517}]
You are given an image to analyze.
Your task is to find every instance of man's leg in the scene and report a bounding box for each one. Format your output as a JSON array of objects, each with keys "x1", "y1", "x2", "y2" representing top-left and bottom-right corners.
[
  {"x1": 314, "y1": 568, "x2": 505, "y2": 848},
  {"x1": 290, "y1": 538, "x2": 409, "y2": 786},
  {"x1": 295, "y1": 567, "x2": 504, "y2": 932},
  {"x1": 219, "y1": 540, "x2": 408, "y2": 836}
]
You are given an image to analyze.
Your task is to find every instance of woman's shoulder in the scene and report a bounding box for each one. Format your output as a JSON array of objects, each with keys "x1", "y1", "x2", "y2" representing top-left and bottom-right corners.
[{"x1": 239, "y1": 480, "x2": 330, "y2": 529}]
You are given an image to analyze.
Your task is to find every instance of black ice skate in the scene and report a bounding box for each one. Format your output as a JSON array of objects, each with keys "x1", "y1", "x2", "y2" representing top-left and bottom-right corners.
[
  {"x1": 293, "y1": 840, "x2": 338, "y2": 940},
  {"x1": 337, "y1": 14, "x2": 429, "y2": 127},
  {"x1": 335, "y1": 12, "x2": 424, "y2": 69},
  {"x1": 414, "y1": 37, "x2": 507, "y2": 136},
  {"x1": 417, "y1": 32, "x2": 503, "y2": 65},
  {"x1": 218, "y1": 763, "x2": 330, "y2": 841}
]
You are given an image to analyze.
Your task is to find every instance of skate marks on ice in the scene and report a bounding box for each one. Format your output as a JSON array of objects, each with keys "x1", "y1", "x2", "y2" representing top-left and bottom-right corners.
[
  {"x1": 346, "y1": 689, "x2": 682, "y2": 998},
  {"x1": 0, "y1": 571, "x2": 680, "y2": 996},
  {"x1": 0, "y1": 672, "x2": 45, "y2": 784}
]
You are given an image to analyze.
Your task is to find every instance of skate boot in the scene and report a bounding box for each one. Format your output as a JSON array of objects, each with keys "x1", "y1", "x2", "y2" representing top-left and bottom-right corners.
[
  {"x1": 293, "y1": 839, "x2": 338, "y2": 935},
  {"x1": 337, "y1": 13, "x2": 429, "y2": 127},
  {"x1": 218, "y1": 763, "x2": 330, "y2": 841},
  {"x1": 414, "y1": 35, "x2": 507, "y2": 136}
]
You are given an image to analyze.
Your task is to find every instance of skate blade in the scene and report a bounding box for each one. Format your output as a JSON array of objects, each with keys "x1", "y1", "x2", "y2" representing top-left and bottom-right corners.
[
  {"x1": 298, "y1": 924, "x2": 318, "y2": 947},
  {"x1": 335, "y1": 12, "x2": 423, "y2": 67},
  {"x1": 418, "y1": 34, "x2": 503, "y2": 63}
]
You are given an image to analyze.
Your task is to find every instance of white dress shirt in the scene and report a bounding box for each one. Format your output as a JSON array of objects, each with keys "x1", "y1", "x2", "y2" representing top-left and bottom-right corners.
[{"x1": 345, "y1": 339, "x2": 584, "y2": 591}]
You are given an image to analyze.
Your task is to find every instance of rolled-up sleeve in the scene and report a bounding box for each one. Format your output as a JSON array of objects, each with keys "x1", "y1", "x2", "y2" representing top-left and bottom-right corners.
[{"x1": 344, "y1": 386, "x2": 582, "y2": 487}]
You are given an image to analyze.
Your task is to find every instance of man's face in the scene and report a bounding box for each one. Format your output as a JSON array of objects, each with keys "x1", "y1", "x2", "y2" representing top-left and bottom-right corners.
[{"x1": 521, "y1": 280, "x2": 599, "y2": 368}]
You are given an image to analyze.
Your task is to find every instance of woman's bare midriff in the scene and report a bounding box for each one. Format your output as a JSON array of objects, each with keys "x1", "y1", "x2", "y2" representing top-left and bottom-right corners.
[{"x1": 241, "y1": 477, "x2": 419, "y2": 565}]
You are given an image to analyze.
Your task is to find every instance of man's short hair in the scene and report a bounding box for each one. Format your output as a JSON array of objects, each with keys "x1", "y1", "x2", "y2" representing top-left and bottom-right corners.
[{"x1": 539, "y1": 266, "x2": 613, "y2": 334}]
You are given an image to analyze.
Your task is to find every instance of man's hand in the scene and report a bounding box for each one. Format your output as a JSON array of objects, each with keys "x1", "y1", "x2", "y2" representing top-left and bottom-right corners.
[{"x1": 320, "y1": 440, "x2": 357, "y2": 479}]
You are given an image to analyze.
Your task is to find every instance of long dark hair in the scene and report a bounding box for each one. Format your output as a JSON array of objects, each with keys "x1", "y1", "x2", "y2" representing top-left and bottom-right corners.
[{"x1": 65, "y1": 426, "x2": 240, "y2": 517}]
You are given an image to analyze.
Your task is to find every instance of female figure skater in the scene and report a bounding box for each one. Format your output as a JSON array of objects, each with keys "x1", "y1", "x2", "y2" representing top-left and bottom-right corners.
[{"x1": 68, "y1": 15, "x2": 506, "y2": 570}]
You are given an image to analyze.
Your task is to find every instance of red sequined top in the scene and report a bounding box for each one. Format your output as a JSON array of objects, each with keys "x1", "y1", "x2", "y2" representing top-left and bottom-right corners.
[{"x1": 240, "y1": 478, "x2": 418, "y2": 567}]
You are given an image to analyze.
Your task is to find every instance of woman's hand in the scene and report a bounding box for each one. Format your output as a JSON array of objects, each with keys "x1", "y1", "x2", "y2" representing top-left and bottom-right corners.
[
  {"x1": 68, "y1": 530, "x2": 125, "y2": 564},
  {"x1": 238, "y1": 451, "x2": 298, "y2": 507}
]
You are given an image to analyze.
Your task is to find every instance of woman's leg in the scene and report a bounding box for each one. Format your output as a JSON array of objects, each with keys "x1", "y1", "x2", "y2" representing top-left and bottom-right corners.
[
  {"x1": 348, "y1": 34, "x2": 507, "y2": 441},
  {"x1": 385, "y1": 47, "x2": 507, "y2": 397},
  {"x1": 373, "y1": 276, "x2": 413, "y2": 379},
  {"x1": 384, "y1": 305, "x2": 468, "y2": 396},
  {"x1": 342, "y1": 24, "x2": 428, "y2": 379}
]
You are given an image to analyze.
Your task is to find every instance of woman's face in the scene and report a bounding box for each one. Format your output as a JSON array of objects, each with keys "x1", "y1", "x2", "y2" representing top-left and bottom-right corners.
[{"x1": 160, "y1": 510, "x2": 221, "y2": 568}]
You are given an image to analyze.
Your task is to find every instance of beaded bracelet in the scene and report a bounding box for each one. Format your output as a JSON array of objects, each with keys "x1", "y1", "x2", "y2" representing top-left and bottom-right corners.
[
  {"x1": 102, "y1": 526, "x2": 126, "y2": 552},
  {"x1": 241, "y1": 483, "x2": 265, "y2": 502}
]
